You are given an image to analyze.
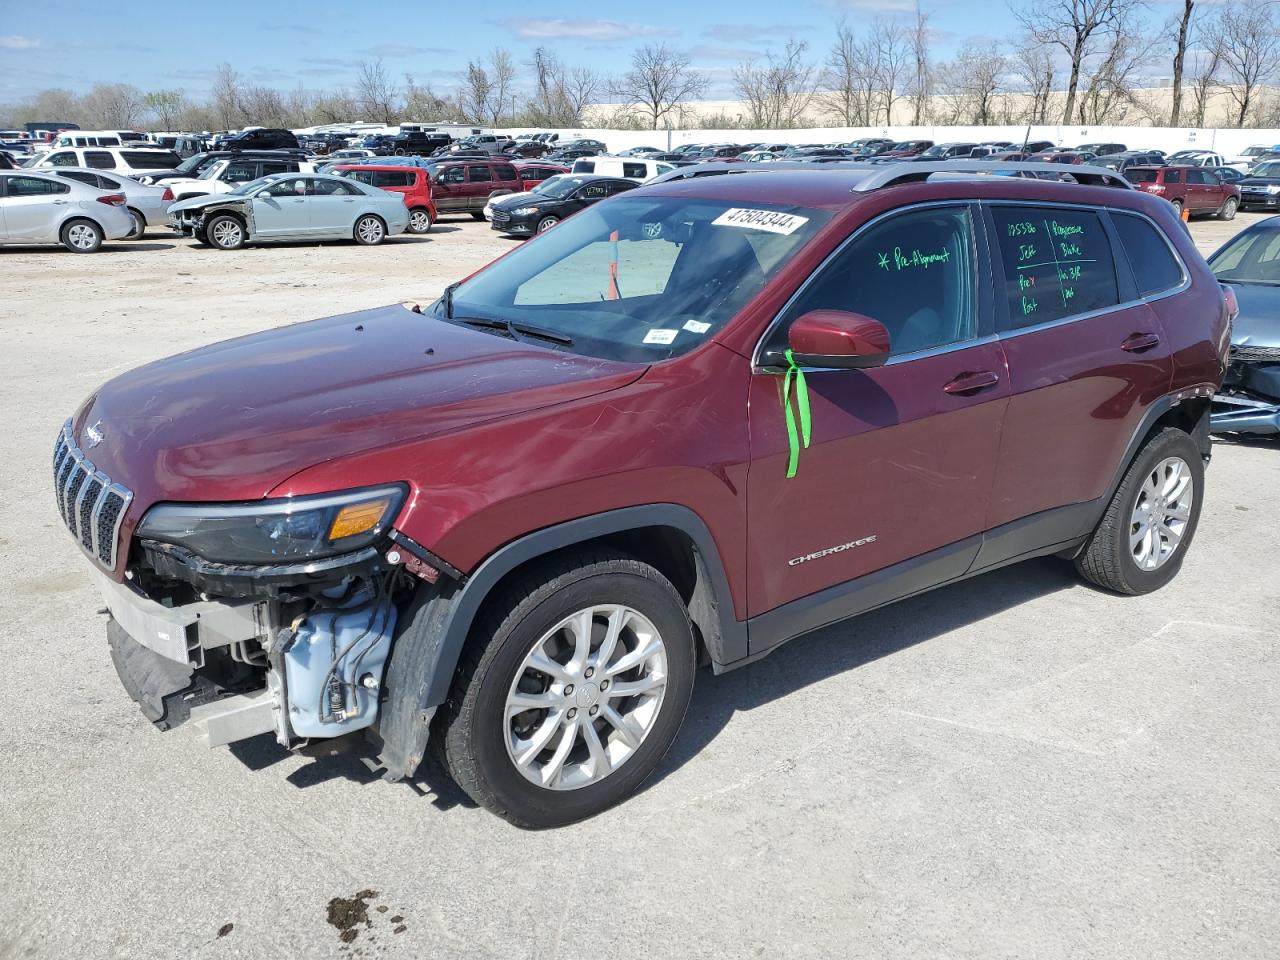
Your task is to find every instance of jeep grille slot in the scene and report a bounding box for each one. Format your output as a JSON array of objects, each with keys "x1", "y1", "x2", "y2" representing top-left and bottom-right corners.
[{"x1": 53, "y1": 419, "x2": 133, "y2": 571}]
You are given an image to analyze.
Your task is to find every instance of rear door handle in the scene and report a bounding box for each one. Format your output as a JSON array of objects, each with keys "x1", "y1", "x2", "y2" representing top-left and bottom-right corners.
[
  {"x1": 943, "y1": 371, "x2": 1001, "y2": 395},
  {"x1": 1121, "y1": 332, "x2": 1161, "y2": 353}
]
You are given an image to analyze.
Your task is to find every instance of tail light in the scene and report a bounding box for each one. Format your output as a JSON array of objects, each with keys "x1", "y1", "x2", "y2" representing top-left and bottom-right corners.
[
  {"x1": 161, "y1": 187, "x2": 174, "y2": 202},
  {"x1": 1222, "y1": 284, "x2": 1239, "y2": 323},
  {"x1": 96, "y1": 193, "x2": 126, "y2": 206},
  {"x1": 1146, "y1": 184, "x2": 1165, "y2": 194}
]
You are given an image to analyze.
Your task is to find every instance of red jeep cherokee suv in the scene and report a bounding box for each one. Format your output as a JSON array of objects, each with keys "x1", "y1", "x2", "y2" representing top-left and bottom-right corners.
[{"x1": 57, "y1": 163, "x2": 1229, "y2": 827}]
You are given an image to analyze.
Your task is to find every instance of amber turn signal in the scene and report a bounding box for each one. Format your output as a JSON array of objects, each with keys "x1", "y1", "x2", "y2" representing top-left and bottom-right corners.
[{"x1": 328, "y1": 497, "x2": 391, "y2": 541}]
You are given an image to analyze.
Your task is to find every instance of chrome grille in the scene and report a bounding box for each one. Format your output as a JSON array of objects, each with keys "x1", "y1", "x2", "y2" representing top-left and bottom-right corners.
[{"x1": 52, "y1": 419, "x2": 133, "y2": 570}]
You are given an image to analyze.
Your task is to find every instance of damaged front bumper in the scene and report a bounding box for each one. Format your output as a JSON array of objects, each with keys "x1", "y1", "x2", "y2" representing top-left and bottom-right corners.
[
  {"x1": 96, "y1": 563, "x2": 398, "y2": 750},
  {"x1": 1211, "y1": 353, "x2": 1280, "y2": 435}
]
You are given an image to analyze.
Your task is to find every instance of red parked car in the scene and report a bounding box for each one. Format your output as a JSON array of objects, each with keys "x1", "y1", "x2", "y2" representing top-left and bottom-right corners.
[
  {"x1": 334, "y1": 164, "x2": 437, "y2": 234},
  {"x1": 1127, "y1": 165, "x2": 1241, "y2": 220},
  {"x1": 1026, "y1": 151, "x2": 1087, "y2": 165},
  {"x1": 426, "y1": 157, "x2": 523, "y2": 219},
  {"x1": 59, "y1": 165, "x2": 1229, "y2": 827},
  {"x1": 512, "y1": 160, "x2": 569, "y2": 184}
]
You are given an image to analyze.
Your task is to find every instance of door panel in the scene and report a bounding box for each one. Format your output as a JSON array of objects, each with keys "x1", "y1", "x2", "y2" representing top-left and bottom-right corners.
[
  {"x1": 745, "y1": 202, "x2": 1005, "y2": 626},
  {"x1": 983, "y1": 203, "x2": 1173, "y2": 528},
  {"x1": 746, "y1": 344, "x2": 1009, "y2": 622}
]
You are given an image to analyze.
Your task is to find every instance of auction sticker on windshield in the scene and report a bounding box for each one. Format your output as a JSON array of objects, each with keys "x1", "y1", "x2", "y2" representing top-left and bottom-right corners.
[
  {"x1": 644, "y1": 329, "x2": 678, "y2": 345},
  {"x1": 712, "y1": 208, "x2": 810, "y2": 235}
]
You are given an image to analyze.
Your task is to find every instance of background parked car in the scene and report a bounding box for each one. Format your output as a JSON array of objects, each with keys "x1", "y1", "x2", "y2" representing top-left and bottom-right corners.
[
  {"x1": 0, "y1": 170, "x2": 132, "y2": 251},
  {"x1": 488, "y1": 173, "x2": 637, "y2": 236},
  {"x1": 512, "y1": 160, "x2": 569, "y2": 184},
  {"x1": 335, "y1": 164, "x2": 436, "y2": 233},
  {"x1": 569, "y1": 156, "x2": 673, "y2": 181},
  {"x1": 27, "y1": 146, "x2": 183, "y2": 177},
  {"x1": 1093, "y1": 151, "x2": 1165, "y2": 173},
  {"x1": 167, "y1": 172, "x2": 408, "y2": 249},
  {"x1": 427, "y1": 158, "x2": 523, "y2": 218},
  {"x1": 219, "y1": 128, "x2": 300, "y2": 151},
  {"x1": 1236, "y1": 160, "x2": 1280, "y2": 211},
  {"x1": 163, "y1": 155, "x2": 309, "y2": 200},
  {"x1": 1207, "y1": 217, "x2": 1280, "y2": 434},
  {"x1": 1128, "y1": 165, "x2": 1240, "y2": 219},
  {"x1": 870, "y1": 140, "x2": 934, "y2": 160},
  {"x1": 1076, "y1": 141, "x2": 1126, "y2": 155},
  {"x1": 45, "y1": 167, "x2": 174, "y2": 239}
]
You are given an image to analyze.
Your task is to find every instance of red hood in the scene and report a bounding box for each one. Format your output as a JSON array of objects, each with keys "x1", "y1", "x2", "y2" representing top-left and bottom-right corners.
[{"x1": 74, "y1": 304, "x2": 644, "y2": 509}]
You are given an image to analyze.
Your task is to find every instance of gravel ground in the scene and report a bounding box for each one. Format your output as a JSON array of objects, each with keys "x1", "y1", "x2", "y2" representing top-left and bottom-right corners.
[{"x1": 0, "y1": 210, "x2": 1277, "y2": 960}]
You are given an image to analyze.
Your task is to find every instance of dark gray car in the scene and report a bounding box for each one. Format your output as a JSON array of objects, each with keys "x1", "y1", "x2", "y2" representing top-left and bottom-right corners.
[{"x1": 1208, "y1": 215, "x2": 1280, "y2": 434}]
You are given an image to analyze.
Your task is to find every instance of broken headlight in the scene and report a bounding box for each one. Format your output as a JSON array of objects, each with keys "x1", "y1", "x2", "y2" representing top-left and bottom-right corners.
[{"x1": 136, "y1": 485, "x2": 406, "y2": 564}]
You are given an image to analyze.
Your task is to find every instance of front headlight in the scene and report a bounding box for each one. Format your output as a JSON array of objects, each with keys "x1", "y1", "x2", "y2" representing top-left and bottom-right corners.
[
  {"x1": 511, "y1": 206, "x2": 539, "y2": 216},
  {"x1": 1267, "y1": 185, "x2": 1280, "y2": 194},
  {"x1": 136, "y1": 484, "x2": 406, "y2": 564}
]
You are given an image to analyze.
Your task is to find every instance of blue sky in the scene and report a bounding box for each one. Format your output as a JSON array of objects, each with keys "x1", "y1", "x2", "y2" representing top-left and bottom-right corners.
[{"x1": 0, "y1": 0, "x2": 1181, "y2": 102}]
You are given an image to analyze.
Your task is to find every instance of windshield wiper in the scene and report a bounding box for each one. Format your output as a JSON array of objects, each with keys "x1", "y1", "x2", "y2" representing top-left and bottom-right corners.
[{"x1": 454, "y1": 315, "x2": 574, "y2": 346}]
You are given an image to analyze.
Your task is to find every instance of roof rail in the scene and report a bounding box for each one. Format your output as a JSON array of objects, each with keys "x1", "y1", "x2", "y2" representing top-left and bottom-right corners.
[{"x1": 850, "y1": 159, "x2": 1132, "y2": 191}]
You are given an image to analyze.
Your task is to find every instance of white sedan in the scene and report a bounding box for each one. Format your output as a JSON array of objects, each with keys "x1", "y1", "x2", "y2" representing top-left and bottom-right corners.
[
  {"x1": 167, "y1": 172, "x2": 410, "y2": 249},
  {"x1": 42, "y1": 167, "x2": 174, "y2": 239},
  {"x1": 0, "y1": 170, "x2": 133, "y2": 252}
]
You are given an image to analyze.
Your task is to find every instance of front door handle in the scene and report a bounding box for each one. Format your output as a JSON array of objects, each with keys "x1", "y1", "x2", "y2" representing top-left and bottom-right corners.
[
  {"x1": 943, "y1": 371, "x2": 1001, "y2": 395},
  {"x1": 1121, "y1": 332, "x2": 1161, "y2": 353}
]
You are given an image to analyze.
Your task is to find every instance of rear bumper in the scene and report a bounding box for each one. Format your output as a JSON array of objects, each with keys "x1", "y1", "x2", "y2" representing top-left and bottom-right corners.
[{"x1": 1211, "y1": 392, "x2": 1280, "y2": 433}]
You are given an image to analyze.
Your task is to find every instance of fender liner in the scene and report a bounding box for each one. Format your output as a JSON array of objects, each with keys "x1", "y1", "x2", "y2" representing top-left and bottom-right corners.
[{"x1": 374, "y1": 504, "x2": 743, "y2": 781}]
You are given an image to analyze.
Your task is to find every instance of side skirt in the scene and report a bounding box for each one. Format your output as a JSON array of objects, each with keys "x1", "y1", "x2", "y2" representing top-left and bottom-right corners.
[{"x1": 734, "y1": 499, "x2": 1100, "y2": 668}]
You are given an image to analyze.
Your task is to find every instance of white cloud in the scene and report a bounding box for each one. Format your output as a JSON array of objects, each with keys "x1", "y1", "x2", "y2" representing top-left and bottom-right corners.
[
  {"x1": 502, "y1": 18, "x2": 673, "y2": 41},
  {"x1": 0, "y1": 35, "x2": 40, "y2": 49}
]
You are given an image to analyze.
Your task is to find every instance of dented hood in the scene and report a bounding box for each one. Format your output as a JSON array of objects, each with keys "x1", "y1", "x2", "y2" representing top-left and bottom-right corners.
[{"x1": 74, "y1": 304, "x2": 645, "y2": 508}]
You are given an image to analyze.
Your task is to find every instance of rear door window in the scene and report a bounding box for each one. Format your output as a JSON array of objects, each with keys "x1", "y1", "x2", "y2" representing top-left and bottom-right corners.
[
  {"x1": 373, "y1": 171, "x2": 411, "y2": 188},
  {"x1": 623, "y1": 162, "x2": 648, "y2": 179},
  {"x1": 122, "y1": 150, "x2": 180, "y2": 169},
  {"x1": 47, "y1": 151, "x2": 78, "y2": 167},
  {"x1": 990, "y1": 206, "x2": 1120, "y2": 328},
  {"x1": 468, "y1": 165, "x2": 493, "y2": 183},
  {"x1": 223, "y1": 159, "x2": 258, "y2": 182},
  {"x1": 781, "y1": 204, "x2": 979, "y2": 356},
  {"x1": 85, "y1": 151, "x2": 115, "y2": 169},
  {"x1": 493, "y1": 164, "x2": 517, "y2": 181},
  {"x1": 1126, "y1": 169, "x2": 1157, "y2": 183},
  {"x1": 1111, "y1": 212, "x2": 1183, "y2": 296},
  {"x1": 1164, "y1": 169, "x2": 1183, "y2": 184}
]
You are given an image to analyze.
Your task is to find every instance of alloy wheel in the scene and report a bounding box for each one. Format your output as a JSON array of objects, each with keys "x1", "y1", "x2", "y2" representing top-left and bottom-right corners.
[
  {"x1": 211, "y1": 219, "x2": 242, "y2": 248},
  {"x1": 1130, "y1": 456, "x2": 1194, "y2": 571},
  {"x1": 410, "y1": 210, "x2": 431, "y2": 232},
  {"x1": 67, "y1": 223, "x2": 98, "y2": 250},
  {"x1": 357, "y1": 216, "x2": 384, "y2": 243},
  {"x1": 504, "y1": 604, "x2": 668, "y2": 791}
]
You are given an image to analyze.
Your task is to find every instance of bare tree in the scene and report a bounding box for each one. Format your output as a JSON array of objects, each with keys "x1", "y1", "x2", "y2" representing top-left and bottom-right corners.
[
  {"x1": 1076, "y1": 13, "x2": 1156, "y2": 124},
  {"x1": 734, "y1": 39, "x2": 819, "y2": 128},
  {"x1": 403, "y1": 76, "x2": 449, "y2": 120},
  {"x1": 1211, "y1": 7, "x2": 1280, "y2": 126},
  {"x1": 82, "y1": 83, "x2": 146, "y2": 128},
  {"x1": 1169, "y1": 0, "x2": 1194, "y2": 126},
  {"x1": 355, "y1": 58, "x2": 398, "y2": 124},
  {"x1": 1013, "y1": 0, "x2": 1123, "y2": 124},
  {"x1": 1011, "y1": 38, "x2": 1057, "y2": 124},
  {"x1": 211, "y1": 63, "x2": 243, "y2": 129},
  {"x1": 871, "y1": 18, "x2": 911, "y2": 123},
  {"x1": 909, "y1": 2, "x2": 932, "y2": 124},
  {"x1": 525, "y1": 47, "x2": 602, "y2": 126},
  {"x1": 459, "y1": 61, "x2": 494, "y2": 124},
  {"x1": 487, "y1": 48, "x2": 516, "y2": 125},
  {"x1": 954, "y1": 42, "x2": 1009, "y2": 124},
  {"x1": 613, "y1": 43, "x2": 709, "y2": 130},
  {"x1": 1187, "y1": 34, "x2": 1222, "y2": 127},
  {"x1": 822, "y1": 20, "x2": 864, "y2": 125}
]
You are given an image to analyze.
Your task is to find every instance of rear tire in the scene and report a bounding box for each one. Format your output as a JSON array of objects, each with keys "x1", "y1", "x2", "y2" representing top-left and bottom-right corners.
[
  {"x1": 60, "y1": 218, "x2": 102, "y2": 253},
  {"x1": 437, "y1": 554, "x2": 696, "y2": 828},
  {"x1": 125, "y1": 208, "x2": 146, "y2": 240},
  {"x1": 1170, "y1": 198, "x2": 1185, "y2": 218},
  {"x1": 353, "y1": 214, "x2": 386, "y2": 245},
  {"x1": 1217, "y1": 196, "x2": 1238, "y2": 220},
  {"x1": 470, "y1": 210, "x2": 486, "y2": 221},
  {"x1": 1074, "y1": 427, "x2": 1203, "y2": 595},
  {"x1": 206, "y1": 213, "x2": 246, "y2": 250},
  {"x1": 407, "y1": 207, "x2": 433, "y2": 234}
]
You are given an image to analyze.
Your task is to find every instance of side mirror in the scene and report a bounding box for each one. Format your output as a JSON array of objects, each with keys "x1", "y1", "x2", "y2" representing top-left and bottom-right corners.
[
  {"x1": 786, "y1": 310, "x2": 891, "y2": 369},
  {"x1": 255, "y1": 190, "x2": 271, "y2": 199}
]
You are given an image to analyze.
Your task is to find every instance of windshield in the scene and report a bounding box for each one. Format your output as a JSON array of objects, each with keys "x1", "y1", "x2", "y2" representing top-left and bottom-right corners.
[
  {"x1": 228, "y1": 175, "x2": 283, "y2": 196},
  {"x1": 197, "y1": 160, "x2": 228, "y2": 180},
  {"x1": 536, "y1": 175, "x2": 599, "y2": 200},
  {"x1": 1252, "y1": 162, "x2": 1280, "y2": 179},
  {"x1": 175, "y1": 154, "x2": 207, "y2": 174},
  {"x1": 1210, "y1": 226, "x2": 1280, "y2": 285},
  {"x1": 919, "y1": 145, "x2": 949, "y2": 158},
  {"x1": 442, "y1": 195, "x2": 831, "y2": 362}
]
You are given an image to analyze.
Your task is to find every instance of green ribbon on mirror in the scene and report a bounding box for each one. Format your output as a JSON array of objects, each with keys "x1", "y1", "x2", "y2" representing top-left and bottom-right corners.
[{"x1": 783, "y1": 349, "x2": 811, "y2": 478}]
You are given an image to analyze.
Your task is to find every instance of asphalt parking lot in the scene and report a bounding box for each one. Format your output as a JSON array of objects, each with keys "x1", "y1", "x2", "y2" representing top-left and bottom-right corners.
[{"x1": 1, "y1": 211, "x2": 1277, "y2": 959}]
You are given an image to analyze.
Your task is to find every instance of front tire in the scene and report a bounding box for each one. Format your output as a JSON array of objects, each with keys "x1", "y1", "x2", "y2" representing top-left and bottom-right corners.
[
  {"x1": 438, "y1": 554, "x2": 696, "y2": 828},
  {"x1": 60, "y1": 218, "x2": 103, "y2": 253},
  {"x1": 1074, "y1": 427, "x2": 1204, "y2": 595},
  {"x1": 353, "y1": 214, "x2": 386, "y2": 245},
  {"x1": 207, "y1": 213, "x2": 246, "y2": 250},
  {"x1": 470, "y1": 210, "x2": 486, "y2": 221},
  {"x1": 536, "y1": 215, "x2": 560, "y2": 234}
]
